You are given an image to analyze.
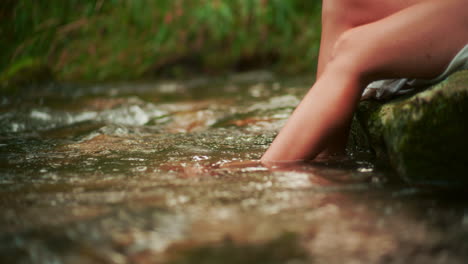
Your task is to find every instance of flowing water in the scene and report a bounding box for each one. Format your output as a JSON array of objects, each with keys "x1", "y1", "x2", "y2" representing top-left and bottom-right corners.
[{"x1": 1, "y1": 73, "x2": 467, "y2": 264}]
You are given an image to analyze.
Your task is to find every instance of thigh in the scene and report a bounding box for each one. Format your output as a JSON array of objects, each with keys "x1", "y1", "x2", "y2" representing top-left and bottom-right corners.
[
  {"x1": 317, "y1": 0, "x2": 433, "y2": 77},
  {"x1": 322, "y1": 0, "x2": 433, "y2": 27},
  {"x1": 332, "y1": 0, "x2": 468, "y2": 81}
]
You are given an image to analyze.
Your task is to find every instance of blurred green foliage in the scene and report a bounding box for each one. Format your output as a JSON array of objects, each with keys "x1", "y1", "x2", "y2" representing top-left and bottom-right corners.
[{"x1": 1, "y1": 0, "x2": 321, "y2": 81}]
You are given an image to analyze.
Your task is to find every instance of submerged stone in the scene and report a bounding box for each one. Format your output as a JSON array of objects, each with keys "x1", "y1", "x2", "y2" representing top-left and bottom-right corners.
[
  {"x1": 354, "y1": 70, "x2": 468, "y2": 184},
  {"x1": 169, "y1": 233, "x2": 309, "y2": 264}
]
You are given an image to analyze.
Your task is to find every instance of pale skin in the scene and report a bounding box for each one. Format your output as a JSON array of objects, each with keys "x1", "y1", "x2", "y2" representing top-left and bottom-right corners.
[{"x1": 261, "y1": 0, "x2": 468, "y2": 163}]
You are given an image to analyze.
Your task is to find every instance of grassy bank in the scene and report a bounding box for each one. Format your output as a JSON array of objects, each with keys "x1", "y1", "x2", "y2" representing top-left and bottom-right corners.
[{"x1": 1, "y1": 0, "x2": 321, "y2": 81}]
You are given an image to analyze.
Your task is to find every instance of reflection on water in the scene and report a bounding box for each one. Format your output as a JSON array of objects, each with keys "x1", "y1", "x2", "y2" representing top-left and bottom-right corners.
[{"x1": 1, "y1": 76, "x2": 468, "y2": 264}]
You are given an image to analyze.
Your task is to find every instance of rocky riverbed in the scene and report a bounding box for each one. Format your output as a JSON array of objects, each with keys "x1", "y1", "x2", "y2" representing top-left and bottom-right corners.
[{"x1": 1, "y1": 75, "x2": 468, "y2": 264}]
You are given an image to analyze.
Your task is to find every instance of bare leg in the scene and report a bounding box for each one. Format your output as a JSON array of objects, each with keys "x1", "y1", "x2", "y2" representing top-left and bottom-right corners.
[
  {"x1": 262, "y1": 0, "x2": 468, "y2": 163},
  {"x1": 317, "y1": 0, "x2": 430, "y2": 156}
]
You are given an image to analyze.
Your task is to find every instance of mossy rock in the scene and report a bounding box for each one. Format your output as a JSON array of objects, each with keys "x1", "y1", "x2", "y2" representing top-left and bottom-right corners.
[
  {"x1": 0, "y1": 58, "x2": 53, "y2": 93},
  {"x1": 354, "y1": 70, "x2": 468, "y2": 184}
]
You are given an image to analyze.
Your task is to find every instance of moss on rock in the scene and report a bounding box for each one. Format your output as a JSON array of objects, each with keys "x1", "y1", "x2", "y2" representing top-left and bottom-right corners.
[{"x1": 354, "y1": 70, "x2": 468, "y2": 184}]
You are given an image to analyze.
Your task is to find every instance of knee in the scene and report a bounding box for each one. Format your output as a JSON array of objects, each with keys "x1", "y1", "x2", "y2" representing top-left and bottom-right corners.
[{"x1": 327, "y1": 29, "x2": 376, "y2": 83}]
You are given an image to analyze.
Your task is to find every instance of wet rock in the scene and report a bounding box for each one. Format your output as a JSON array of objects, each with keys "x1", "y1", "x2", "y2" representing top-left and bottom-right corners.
[
  {"x1": 168, "y1": 233, "x2": 309, "y2": 264},
  {"x1": 354, "y1": 70, "x2": 468, "y2": 184}
]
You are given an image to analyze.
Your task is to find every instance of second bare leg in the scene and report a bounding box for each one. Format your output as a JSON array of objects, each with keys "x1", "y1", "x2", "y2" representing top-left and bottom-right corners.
[
  {"x1": 262, "y1": 0, "x2": 468, "y2": 163},
  {"x1": 316, "y1": 0, "x2": 432, "y2": 156}
]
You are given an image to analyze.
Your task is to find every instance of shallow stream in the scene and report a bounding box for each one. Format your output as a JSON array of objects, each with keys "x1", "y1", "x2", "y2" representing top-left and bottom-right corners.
[{"x1": 1, "y1": 73, "x2": 467, "y2": 263}]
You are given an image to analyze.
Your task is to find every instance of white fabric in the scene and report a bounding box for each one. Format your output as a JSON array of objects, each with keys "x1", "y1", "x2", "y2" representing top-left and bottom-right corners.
[{"x1": 362, "y1": 44, "x2": 468, "y2": 100}]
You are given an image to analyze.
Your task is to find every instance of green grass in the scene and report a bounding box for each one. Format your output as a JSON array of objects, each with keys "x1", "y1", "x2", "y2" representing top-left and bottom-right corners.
[{"x1": 1, "y1": 0, "x2": 321, "y2": 81}]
